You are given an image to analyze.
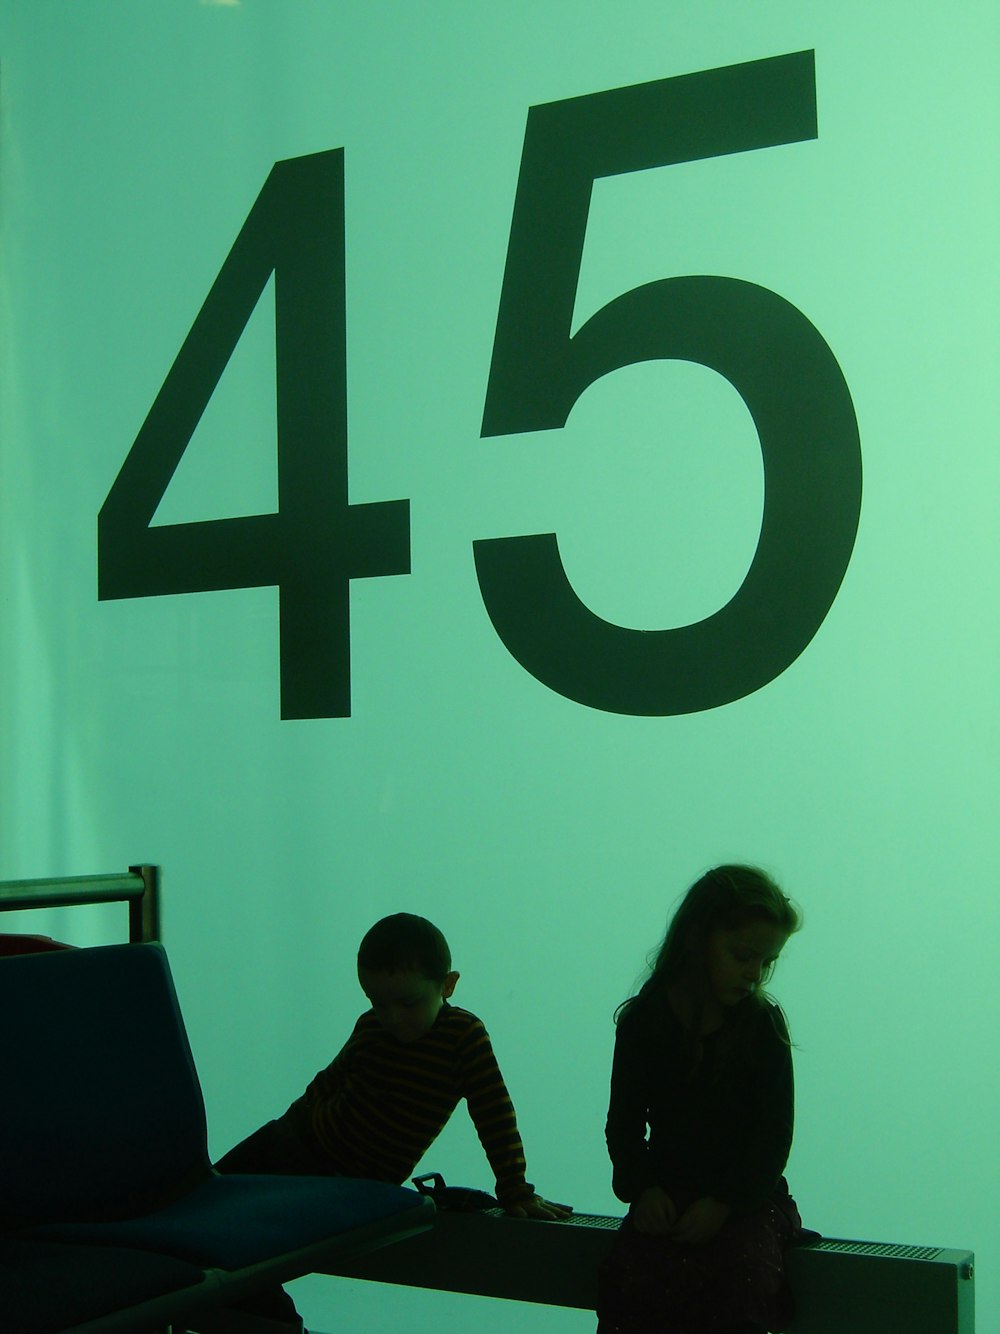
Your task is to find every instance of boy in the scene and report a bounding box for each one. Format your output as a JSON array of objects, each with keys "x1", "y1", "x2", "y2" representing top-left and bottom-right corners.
[{"x1": 214, "y1": 914, "x2": 570, "y2": 1329}]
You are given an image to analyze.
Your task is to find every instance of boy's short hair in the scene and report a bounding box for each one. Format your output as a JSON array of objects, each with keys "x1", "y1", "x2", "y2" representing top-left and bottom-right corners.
[{"x1": 358, "y1": 913, "x2": 452, "y2": 982}]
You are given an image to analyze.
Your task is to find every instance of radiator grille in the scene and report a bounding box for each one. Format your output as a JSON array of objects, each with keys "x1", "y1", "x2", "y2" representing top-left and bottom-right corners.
[
  {"x1": 483, "y1": 1209, "x2": 622, "y2": 1229},
  {"x1": 812, "y1": 1239, "x2": 944, "y2": 1261},
  {"x1": 563, "y1": 1213, "x2": 623, "y2": 1230},
  {"x1": 482, "y1": 1211, "x2": 948, "y2": 1259}
]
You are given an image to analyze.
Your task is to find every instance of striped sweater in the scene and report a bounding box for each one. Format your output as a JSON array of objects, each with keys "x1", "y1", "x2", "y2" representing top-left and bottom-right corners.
[{"x1": 283, "y1": 1002, "x2": 534, "y2": 1206}]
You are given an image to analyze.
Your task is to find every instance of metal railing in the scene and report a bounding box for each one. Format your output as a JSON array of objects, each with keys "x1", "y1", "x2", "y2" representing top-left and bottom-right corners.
[{"x1": 0, "y1": 864, "x2": 161, "y2": 942}]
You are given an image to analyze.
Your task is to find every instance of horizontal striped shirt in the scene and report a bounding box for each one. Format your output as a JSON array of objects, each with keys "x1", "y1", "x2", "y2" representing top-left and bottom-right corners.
[{"x1": 286, "y1": 1002, "x2": 533, "y2": 1206}]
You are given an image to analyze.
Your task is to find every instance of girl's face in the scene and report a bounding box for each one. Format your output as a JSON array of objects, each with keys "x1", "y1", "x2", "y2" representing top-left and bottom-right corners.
[{"x1": 704, "y1": 920, "x2": 788, "y2": 1008}]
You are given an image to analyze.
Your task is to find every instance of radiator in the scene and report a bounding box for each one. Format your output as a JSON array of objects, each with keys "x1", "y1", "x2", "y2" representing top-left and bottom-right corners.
[
  {"x1": 786, "y1": 1236, "x2": 975, "y2": 1333},
  {"x1": 323, "y1": 1211, "x2": 976, "y2": 1333}
]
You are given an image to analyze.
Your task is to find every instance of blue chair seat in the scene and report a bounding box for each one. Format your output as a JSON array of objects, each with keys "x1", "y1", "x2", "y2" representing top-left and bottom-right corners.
[{"x1": 32, "y1": 1172, "x2": 433, "y2": 1272}]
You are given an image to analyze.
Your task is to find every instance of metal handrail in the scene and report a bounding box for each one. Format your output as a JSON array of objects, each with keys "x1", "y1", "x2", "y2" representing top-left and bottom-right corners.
[{"x1": 0, "y1": 864, "x2": 161, "y2": 942}]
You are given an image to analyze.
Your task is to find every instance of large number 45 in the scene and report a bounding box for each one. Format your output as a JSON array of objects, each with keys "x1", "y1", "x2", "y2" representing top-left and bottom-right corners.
[{"x1": 99, "y1": 49, "x2": 860, "y2": 719}]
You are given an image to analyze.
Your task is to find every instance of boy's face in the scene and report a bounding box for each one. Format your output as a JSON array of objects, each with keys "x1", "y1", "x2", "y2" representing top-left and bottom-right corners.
[{"x1": 358, "y1": 966, "x2": 459, "y2": 1044}]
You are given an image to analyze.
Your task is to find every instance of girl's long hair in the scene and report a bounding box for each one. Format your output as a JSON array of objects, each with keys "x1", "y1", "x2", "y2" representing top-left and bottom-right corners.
[{"x1": 616, "y1": 864, "x2": 801, "y2": 1079}]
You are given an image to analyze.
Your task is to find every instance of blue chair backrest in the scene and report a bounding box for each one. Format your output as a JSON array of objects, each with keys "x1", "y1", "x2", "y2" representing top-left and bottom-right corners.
[{"x1": 1, "y1": 943, "x2": 210, "y2": 1227}]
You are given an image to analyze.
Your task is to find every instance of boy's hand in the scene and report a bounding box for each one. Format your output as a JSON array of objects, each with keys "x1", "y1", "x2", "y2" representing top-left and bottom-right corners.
[
  {"x1": 631, "y1": 1185, "x2": 677, "y2": 1234},
  {"x1": 506, "y1": 1194, "x2": 573, "y2": 1221},
  {"x1": 666, "y1": 1195, "x2": 732, "y2": 1245}
]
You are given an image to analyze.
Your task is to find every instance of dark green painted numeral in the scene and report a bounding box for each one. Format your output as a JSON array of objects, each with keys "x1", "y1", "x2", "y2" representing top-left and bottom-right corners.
[
  {"x1": 98, "y1": 149, "x2": 410, "y2": 719},
  {"x1": 478, "y1": 51, "x2": 862, "y2": 714},
  {"x1": 101, "y1": 55, "x2": 861, "y2": 720}
]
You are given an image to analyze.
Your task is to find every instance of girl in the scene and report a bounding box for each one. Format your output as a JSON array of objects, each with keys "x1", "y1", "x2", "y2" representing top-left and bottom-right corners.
[{"x1": 597, "y1": 865, "x2": 810, "y2": 1334}]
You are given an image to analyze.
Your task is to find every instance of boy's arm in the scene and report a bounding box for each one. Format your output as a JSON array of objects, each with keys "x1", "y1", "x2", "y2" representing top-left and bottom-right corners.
[
  {"x1": 459, "y1": 1019, "x2": 535, "y2": 1208},
  {"x1": 459, "y1": 1019, "x2": 572, "y2": 1219}
]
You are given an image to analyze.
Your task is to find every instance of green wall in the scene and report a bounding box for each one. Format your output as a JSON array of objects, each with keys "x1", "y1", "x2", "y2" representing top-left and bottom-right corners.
[{"x1": 1, "y1": 4, "x2": 997, "y2": 1330}]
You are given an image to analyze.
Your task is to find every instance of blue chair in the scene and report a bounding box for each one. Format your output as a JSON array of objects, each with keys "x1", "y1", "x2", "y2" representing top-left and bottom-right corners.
[
  {"x1": 1, "y1": 942, "x2": 434, "y2": 1331},
  {"x1": 0, "y1": 1235, "x2": 213, "y2": 1334}
]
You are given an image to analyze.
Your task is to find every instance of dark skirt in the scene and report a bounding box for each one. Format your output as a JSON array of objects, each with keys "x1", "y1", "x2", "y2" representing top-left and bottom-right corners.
[{"x1": 596, "y1": 1188, "x2": 805, "y2": 1334}]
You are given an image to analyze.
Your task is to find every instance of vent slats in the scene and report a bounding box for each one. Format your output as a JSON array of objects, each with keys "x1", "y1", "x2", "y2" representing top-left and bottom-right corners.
[
  {"x1": 814, "y1": 1240, "x2": 943, "y2": 1260},
  {"x1": 484, "y1": 1210, "x2": 949, "y2": 1258}
]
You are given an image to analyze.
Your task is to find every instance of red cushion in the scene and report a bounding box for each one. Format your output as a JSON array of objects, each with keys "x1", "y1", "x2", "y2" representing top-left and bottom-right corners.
[{"x1": 0, "y1": 934, "x2": 76, "y2": 956}]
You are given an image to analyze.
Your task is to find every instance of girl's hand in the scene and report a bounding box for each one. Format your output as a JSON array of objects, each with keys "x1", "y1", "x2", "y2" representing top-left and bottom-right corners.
[
  {"x1": 667, "y1": 1195, "x2": 732, "y2": 1245},
  {"x1": 506, "y1": 1194, "x2": 573, "y2": 1220},
  {"x1": 631, "y1": 1185, "x2": 678, "y2": 1234}
]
